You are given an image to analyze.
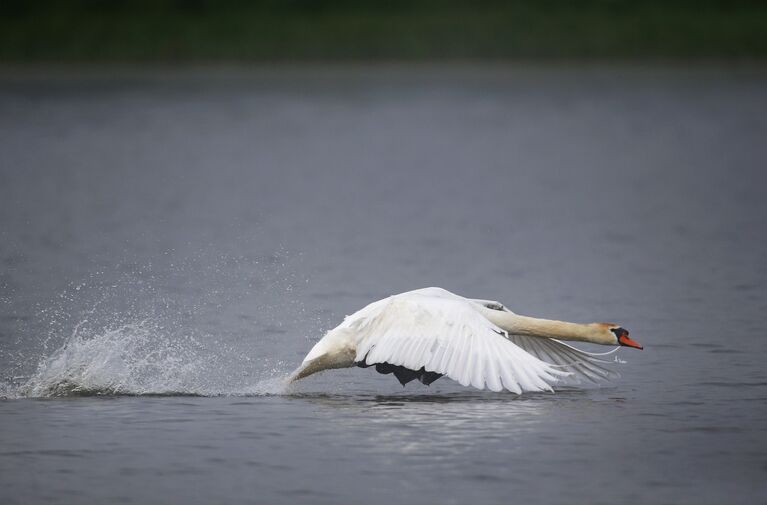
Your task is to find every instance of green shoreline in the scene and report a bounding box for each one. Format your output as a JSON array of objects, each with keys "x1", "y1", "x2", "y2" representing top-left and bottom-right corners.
[{"x1": 2, "y1": 1, "x2": 766, "y2": 62}]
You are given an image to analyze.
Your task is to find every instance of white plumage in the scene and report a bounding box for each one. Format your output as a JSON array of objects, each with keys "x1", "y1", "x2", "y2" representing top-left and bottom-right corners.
[{"x1": 290, "y1": 287, "x2": 640, "y2": 394}]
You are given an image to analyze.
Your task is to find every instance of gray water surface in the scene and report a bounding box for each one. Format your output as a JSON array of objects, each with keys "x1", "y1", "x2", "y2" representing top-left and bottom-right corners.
[{"x1": 1, "y1": 65, "x2": 766, "y2": 504}]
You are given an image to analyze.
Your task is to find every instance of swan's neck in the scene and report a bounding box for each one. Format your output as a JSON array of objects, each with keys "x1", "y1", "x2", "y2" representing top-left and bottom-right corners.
[{"x1": 484, "y1": 310, "x2": 614, "y2": 345}]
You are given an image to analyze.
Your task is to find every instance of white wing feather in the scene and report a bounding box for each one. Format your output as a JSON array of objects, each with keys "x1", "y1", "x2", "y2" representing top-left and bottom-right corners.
[
  {"x1": 342, "y1": 290, "x2": 570, "y2": 393},
  {"x1": 504, "y1": 334, "x2": 620, "y2": 384}
]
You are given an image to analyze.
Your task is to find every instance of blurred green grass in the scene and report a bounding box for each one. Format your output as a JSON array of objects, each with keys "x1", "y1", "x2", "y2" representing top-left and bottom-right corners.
[{"x1": 1, "y1": 0, "x2": 766, "y2": 62}]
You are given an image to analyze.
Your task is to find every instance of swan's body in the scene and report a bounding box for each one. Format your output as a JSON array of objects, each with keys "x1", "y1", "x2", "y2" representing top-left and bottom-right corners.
[{"x1": 289, "y1": 287, "x2": 642, "y2": 393}]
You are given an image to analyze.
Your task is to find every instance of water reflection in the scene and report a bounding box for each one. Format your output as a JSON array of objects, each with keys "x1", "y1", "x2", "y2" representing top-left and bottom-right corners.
[{"x1": 292, "y1": 390, "x2": 590, "y2": 460}]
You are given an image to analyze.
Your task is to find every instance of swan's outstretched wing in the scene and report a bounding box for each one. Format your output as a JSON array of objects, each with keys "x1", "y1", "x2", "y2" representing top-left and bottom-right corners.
[
  {"x1": 344, "y1": 292, "x2": 569, "y2": 393},
  {"x1": 503, "y1": 334, "x2": 620, "y2": 384}
]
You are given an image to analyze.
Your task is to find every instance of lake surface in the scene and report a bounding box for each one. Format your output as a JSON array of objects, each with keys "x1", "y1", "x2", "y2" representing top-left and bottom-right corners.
[{"x1": 1, "y1": 64, "x2": 766, "y2": 504}]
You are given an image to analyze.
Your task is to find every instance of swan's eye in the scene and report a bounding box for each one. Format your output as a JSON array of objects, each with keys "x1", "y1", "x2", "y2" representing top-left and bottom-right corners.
[{"x1": 610, "y1": 327, "x2": 628, "y2": 338}]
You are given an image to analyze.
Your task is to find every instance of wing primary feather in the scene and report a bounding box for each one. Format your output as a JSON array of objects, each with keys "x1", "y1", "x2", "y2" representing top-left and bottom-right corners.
[
  {"x1": 522, "y1": 336, "x2": 592, "y2": 383},
  {"x1": 483, "y1": 337, "x2": 504, "y2": 392},
  {"x1": 515, "y1": 335, "x2": 616, "y2": 384},
  {"x1": 470, "y1": 335, "x2": 486, "y2": 390}
]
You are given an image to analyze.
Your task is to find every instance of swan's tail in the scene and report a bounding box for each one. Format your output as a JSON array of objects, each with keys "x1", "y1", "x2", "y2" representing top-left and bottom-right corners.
[
  {"x1": 286, "y1": 349, "x2": 357, "y2": 384},
  {"x1": 286, "y1": 363, "x2": 309, "y2": 384},
  {"x1": 286, "y1": 357, "x2": 329, "y2": 384}
]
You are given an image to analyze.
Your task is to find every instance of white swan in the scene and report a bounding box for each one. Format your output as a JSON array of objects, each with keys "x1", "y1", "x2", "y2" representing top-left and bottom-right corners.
[{"x1": 289, "y1": 287, "x2": 642, "y2": 393}]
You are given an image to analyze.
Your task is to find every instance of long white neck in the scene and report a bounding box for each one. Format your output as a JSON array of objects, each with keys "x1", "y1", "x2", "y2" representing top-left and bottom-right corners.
[{"x1": 480, "y1": 309, "x2": 614, "y2": 345}]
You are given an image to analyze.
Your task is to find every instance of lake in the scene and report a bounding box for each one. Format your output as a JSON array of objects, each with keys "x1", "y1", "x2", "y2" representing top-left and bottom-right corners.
[{"x1": 1, "y1": 64, "x2": 766, "y2": 504}]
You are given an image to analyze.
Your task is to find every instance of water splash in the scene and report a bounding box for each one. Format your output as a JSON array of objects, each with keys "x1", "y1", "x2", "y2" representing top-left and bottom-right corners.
[
  {"x1": 20, "y1": 320, "x2": 201, "y2": 397},
  {"x1": 13, "y1": 318, "x2": 292, "y2": 398},
  {"x1": 0, "y1": 249, "x2": 316, "y2": 398}
]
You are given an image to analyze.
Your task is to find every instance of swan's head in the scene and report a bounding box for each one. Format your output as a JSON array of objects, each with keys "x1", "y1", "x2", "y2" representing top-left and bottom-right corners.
[{"x1": 605, "y1": 325, "x2": 642, "y2": 349}]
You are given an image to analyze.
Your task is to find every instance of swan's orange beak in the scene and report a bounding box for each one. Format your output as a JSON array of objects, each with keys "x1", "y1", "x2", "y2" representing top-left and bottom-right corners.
[{"x1": 618, "y1": 334, "x2": 643, "y2": 350}]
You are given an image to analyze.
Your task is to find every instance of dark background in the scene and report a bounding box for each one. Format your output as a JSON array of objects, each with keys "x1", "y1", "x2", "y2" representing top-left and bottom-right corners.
[{"x1": 1, "y1": 0, "x2": 766, "y2": 62}]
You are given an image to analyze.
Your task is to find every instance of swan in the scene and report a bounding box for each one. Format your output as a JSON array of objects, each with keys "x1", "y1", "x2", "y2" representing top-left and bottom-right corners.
[{"x1": 288, "y1": 287, "x2": 642, "y2": 393}]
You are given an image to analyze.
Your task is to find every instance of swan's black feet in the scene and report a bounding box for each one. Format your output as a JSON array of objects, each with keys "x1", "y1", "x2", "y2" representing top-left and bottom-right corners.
[{"x1": 356, "y1": 361, "x2": 443, "y2": 386}]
